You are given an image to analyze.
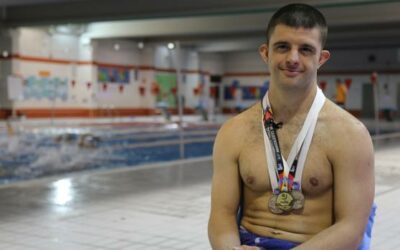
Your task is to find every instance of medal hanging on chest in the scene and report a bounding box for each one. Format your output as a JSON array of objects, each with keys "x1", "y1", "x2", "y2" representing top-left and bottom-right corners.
[{"x1": 261, "y1": 88, "x2": 325, "y2": 214}]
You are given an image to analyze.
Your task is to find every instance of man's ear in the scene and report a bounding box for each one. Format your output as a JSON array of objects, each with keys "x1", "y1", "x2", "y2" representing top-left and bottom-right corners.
[
  {"x1": 259, "y1": 43, "x2": 269, "y2": 64},
  {"x1": 318, "y1": 49, "x2": 330, "y2": 68}
]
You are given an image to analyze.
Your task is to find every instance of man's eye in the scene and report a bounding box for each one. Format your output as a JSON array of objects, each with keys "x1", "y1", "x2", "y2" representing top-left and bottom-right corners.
[
  {"x1": 275, "y1": 45, "x2": 288, "y2": 51},
  {"x1": 300, "y1": 47, "x2": 314, "y2": 54}
]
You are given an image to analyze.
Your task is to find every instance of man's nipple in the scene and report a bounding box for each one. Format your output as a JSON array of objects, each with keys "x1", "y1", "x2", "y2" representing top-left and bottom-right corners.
[
  {"x1": 309, "y1": 177, "x2": 319, "y2": 187},
  {"x1": 246, "y1": 176, "x2": 255, "y2": 185}
]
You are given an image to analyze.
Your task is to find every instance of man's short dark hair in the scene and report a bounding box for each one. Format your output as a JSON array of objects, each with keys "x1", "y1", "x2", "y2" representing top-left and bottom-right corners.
[{"x1": 266, "y1": 3, "x2": 328, "y2": 47}]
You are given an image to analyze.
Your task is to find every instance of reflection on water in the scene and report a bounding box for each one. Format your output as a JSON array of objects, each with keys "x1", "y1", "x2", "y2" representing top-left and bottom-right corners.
[
  {"x1": 0, "y1": 125, "x2": 217, "y2": 184},
  {"x1": 52, "y1": 178, "x2": 73, "y2": 206}
]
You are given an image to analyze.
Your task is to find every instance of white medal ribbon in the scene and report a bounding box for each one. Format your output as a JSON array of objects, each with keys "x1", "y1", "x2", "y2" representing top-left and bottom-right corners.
[{"x1": 261, "y1": 88, "x2": 325, "y2": 191}]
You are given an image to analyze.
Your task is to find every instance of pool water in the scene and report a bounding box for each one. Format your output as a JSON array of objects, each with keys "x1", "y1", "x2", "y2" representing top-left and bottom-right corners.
[{"x1": 0, "y1": 125, "x2": 218, "y2": 184}]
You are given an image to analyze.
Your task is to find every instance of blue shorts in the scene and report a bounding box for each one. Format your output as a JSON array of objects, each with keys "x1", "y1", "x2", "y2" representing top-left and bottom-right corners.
[
  {"x1": 358, "y1": 203, "x2": 377, "y2": 250},
  {"x1": 239, "y1": 226, "x2": 299, "y2": 250},
  {"x1": 239, "y1": 204, "x2": 377, "y2": 250}
]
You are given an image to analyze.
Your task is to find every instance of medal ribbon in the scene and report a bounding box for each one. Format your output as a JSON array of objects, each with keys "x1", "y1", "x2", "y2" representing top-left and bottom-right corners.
[{"x1": 261, "y1": 88, "x2": 325, "y2": 193}]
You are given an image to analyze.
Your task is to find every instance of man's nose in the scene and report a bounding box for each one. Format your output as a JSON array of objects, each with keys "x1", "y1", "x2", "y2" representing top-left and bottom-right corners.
[{"x1": 286, "y1": 49, "x2": 300, "y2": 65}]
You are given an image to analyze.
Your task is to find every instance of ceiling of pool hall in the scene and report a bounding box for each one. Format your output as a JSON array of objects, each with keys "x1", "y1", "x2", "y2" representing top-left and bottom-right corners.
[{"x1": 1, "y1": 0, "x2": 400, "y2": 52}]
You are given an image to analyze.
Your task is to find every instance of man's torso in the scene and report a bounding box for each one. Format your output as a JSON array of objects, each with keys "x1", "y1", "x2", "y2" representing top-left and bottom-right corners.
[{"x1": 235, "y1": 100, "x2": 341, "y2": 243}]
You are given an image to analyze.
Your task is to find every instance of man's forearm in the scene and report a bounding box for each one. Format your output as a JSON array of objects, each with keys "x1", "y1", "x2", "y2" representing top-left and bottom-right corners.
[
  {"x1": 209, "y1": 232, "x2": 241, "y2": 250},
  {"x1": 208, "y1": 215, "x2": 241, "y2": 250},
  {"x1": 292, "y1": 221, "x2": 364, "y2": 250}
]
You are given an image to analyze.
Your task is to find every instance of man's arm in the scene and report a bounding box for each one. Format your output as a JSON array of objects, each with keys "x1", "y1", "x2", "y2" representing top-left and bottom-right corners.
[
  {"x1": 294, "y1": 120, "x2": 375, "y2": 250},
  {"x1": 208, "y1": 120, "x2": 242, "y2": 250}
]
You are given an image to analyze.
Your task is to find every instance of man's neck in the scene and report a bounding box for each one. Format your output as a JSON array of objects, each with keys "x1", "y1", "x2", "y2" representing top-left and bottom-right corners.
[{"x1": 268, "y1": 84, "x2": 317, "y2": 125}]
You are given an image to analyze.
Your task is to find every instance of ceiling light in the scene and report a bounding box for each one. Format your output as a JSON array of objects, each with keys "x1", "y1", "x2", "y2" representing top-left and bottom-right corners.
[
  {"x1": 167, "y1": 42, "x2": 175, "y2": 50},
  {"x1": 138, "y1": 41, "x2": 144, "y2": 49}
]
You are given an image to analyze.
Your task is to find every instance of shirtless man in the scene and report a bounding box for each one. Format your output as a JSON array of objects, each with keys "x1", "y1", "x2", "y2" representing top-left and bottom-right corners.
[{"x1": 208, "y1": 3, "x2": 374, "y2": 250}]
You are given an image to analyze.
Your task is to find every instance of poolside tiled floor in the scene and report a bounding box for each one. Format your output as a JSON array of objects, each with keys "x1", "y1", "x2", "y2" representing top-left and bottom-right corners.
[
  {"x1": 0, "y1": 134, "x2": 400, "y2": 249},
  {"x1": 0, "y1": 158, "x2": 213, "y2": 250}
]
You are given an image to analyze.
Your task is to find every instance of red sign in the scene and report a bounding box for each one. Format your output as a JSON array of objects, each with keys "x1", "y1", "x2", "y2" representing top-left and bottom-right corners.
[
  {"x1": 319, "y1": 80, "x2": 327, "y2": 91},
  {"x1": 193, "y1": 86, "x2": 200, "y2": 96},
  {"x1": 151, "y1": 82, "x2": 160, "y2": 95},
  {"x1": 345, "y1": 78, "x2": 352, "y2": 89},
  {"x1": 370, "y1": 72, "x2": 378, "y2": 84},
  {"x1": 171, "y1": 87, "x2": 177, "y2": 95},
  {"x1": 210, "y1": 87, "x2": 217, "y2": 97},
  {"x1": 139, "y1": 85, "x2": 145, "y2": 96}
]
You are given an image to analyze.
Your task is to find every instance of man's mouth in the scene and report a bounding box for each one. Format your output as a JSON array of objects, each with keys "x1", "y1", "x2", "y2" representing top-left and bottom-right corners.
[{"x1": 281, "y1": 68, "x2": 302, "y2": 77}]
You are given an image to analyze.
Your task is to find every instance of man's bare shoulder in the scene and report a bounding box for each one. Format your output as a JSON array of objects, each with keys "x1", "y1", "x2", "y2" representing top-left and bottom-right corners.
[
  {"x1": 322, "y1": 100, "x2": 369, "y2": 134},
  {"x1": 218, "y1": 103, "x2": 261, "y2": 136},
  {"x1": 214, "y1": 104, "x2": 261, "y2": 152},
  {"x1": 319, "y1": 99, "x2": 372, "y2": 155}
]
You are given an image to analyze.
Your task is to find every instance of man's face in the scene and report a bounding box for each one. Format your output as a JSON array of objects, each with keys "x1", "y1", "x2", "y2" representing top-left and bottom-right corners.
[{"x1": 259, "y1": 24, "x2": 330, "y2": 90}]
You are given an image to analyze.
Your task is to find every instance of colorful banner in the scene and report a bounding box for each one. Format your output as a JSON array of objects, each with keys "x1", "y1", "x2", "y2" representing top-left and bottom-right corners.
[
  {"x1": 98, "y1": 67, "x2": 130, "y2": 84},
  {"x1": 23, "y1": 76, "x2": 68, "y2": 100},
  {"x1": 154, "y1": 74, "x2": 177, "y2": 108},
  {"x1": 224, "y1": 80, "x2": 269, "y2": 100},
  {"x1": 224, "y1": 86, "x2": 267, "y2": 100}
]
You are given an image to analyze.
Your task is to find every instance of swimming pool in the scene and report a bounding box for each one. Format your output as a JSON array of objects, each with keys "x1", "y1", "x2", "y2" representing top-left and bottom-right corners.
[{"x1": 0, "y1": 122, "x2": 219, "y2": 184}]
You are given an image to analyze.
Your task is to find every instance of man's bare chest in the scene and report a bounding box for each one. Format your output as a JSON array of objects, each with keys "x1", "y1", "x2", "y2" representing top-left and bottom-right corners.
[{"x1": 238, "y1": 125, "x2": 333, "y2": 197}]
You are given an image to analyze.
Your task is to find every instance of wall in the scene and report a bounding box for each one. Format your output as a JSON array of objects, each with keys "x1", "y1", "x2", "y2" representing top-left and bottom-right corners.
[
  {"x1": 3, "y1": 27, "x2": 211, "y2": 118},
  {"x1": 154, "y1": 46, "x2": 205, "y2": 108},
  {"x1": 93, "y1": 39, "x2": 143, "y2": 109},
  {"x1": 0, "y1": 31, "x2": 13, "y2": 118},
  {"x1": 3, "y1": 26, "x2": 400, "y2": 119},
  {"x1": 220, "y1": 48, "x2": 400, "y2": 114},
  {"x1": 10, "y1": 28, "x2": 96, "y2": 114}
]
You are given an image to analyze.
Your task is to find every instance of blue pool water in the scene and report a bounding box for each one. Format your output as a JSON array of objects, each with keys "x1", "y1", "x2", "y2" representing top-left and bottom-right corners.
[{"x1": 0, "y1": 125, "x2": 218, "y2": 184}]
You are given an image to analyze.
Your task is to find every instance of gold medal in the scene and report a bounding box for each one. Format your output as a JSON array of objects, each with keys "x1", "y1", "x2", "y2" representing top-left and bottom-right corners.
[
  {"x1": 276, "y1": 192, "x2": 294, "y2": 212},
  {"x1": 268, "y1": 194, "x2": 284, "y2": 214},
  {"x1": 291, "y1": 190, "x2": 305, "y2": 210}
]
